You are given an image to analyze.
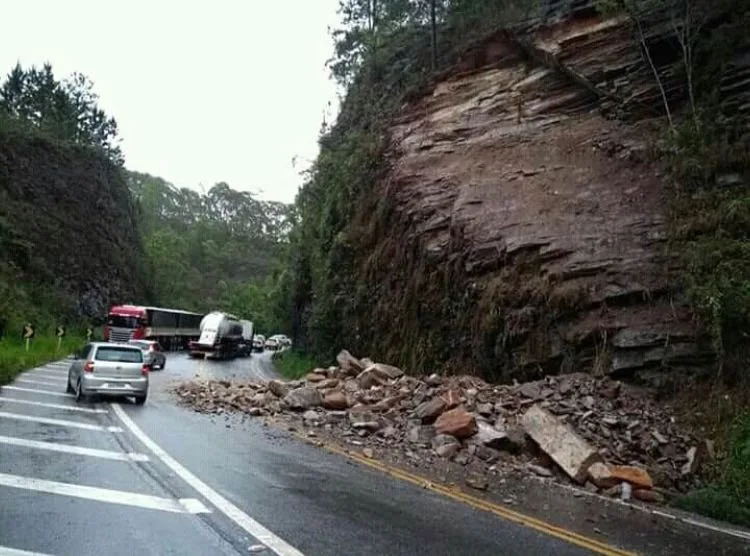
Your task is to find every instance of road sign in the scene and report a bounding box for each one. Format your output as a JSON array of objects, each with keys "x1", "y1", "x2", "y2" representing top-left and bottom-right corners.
[
  {"x1": 23, "y1": 324, "x2": 35, "y2": 340},
  {"x1": 56, "y1": 326, "x2": 66, "y2": 338},
  {"x1": 85, "y1": 327, "x2": 93, "y2": 341}
]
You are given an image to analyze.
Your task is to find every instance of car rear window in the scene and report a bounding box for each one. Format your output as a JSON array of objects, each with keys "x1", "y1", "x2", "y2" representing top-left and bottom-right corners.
[{"x1": 95, "y1": 346, "x2": 143, "y2": 363}]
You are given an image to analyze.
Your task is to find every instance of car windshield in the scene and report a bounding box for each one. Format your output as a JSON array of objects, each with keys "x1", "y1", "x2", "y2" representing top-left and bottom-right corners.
[{"x1": 95, "y1": 346, "x2": 143, "y2": 363}]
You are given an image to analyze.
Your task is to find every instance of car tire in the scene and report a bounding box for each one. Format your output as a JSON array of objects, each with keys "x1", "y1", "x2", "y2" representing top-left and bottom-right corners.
[
  {"x1": 66, "y1": 373, "x2": 75, "y2": 394},
  {"x1": 134, "y1": 393, "x2": 147, "y2": 405}
]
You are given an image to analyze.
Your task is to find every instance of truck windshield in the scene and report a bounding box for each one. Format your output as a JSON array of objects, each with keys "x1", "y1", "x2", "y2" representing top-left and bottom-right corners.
[{"x1": 107, "y1": 315, "x2": 141, "y2": 328}]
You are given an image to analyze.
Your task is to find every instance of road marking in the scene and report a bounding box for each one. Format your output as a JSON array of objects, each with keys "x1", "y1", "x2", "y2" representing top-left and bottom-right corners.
[
  {"x1": 22, "y1": 372, "x2": 66, "y2": 381},
  {"x1": 1, "y1": 386, "x2": 73, "y2": 398},
  {"x1": 0, "y1": 472, "x2": 210, "y2": 514},
  {"x1": 112, "y1": 403, "x2": 304, "y2": 556},
  {"x1": 0, "y1": 434, "x2": 144, "y2": 461},
  {"x1": 290, "y1": 432, "x2": 634, "y2": 556},
  {"x1": 0, "y1": 411, "x2": 121, "y2": 432},
  {"x1": 0, "y1": 397, "x2": 106, "y2": 414},
  {"x1": 15, "y1": 379, "x2": 63, "y2": 387},
  {"x1": 0, "y1": 545, "x2": 54, "y2": 556}
]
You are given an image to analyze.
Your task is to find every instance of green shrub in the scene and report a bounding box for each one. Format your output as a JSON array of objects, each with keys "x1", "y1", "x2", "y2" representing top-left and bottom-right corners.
[
  {"x1": 272, "y1": 349, "x2": 322, "y2": 380},
  {"x1": 0, "y1": 335, "x2": 84, "y2": 385}
]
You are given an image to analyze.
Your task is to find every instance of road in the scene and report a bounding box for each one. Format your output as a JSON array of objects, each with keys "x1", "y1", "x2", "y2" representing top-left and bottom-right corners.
[{"x1": 0, "y1": 352, "x2": 748, "y2": 556}]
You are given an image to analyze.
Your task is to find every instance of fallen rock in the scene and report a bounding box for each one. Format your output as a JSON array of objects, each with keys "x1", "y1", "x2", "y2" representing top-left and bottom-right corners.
[
  {"x1": 435, "y1": 407, "x2": 478, "y2": 439},
  {"x1": 609, "y1": 466, "x2": 653, "y2": 490},
  {"x1": 357, "y1": 368, "x2": 389, "y2": 389},
  {"x1": 681, "y1": 446, "x2": 700, "y2": 476},
  {"x1": 283, "y1": 387, "x2": 323, "y2": 410},
  {"x1": 441, "y1": 388, "x2": 462, "y2": 409},
  {"x1": 432, "y1": 434, "x2": 460, "y2": 458},
  {"x1": 337, "y1": 350, "x2": 365, "y2": 375},
  {"x1": 323, "y1": 390, "x2": 349, "y2": 410},
  {"x1": 267, "y1": 380, "x2": 289, "y2": 398},
  {"x1": 362, "y1": 448, "x2": 374, "y2": 458},
  {"x1": 465, "y1": 474, "x2": 489, "y2": 490},
  {"x1": 522, "y1": 404, "x2": 601, "y2": 484},
  {"x1": 364, "y1": 363, "x2": 404, "y2": 379},
  {"x1": 305, "y1": 372, "x2": 326, "y2": 383},
  {"x1": 587, "y1": 462, "x2": 617, "y2": 489},
  {"x1": 407, "y1": 425, "x2": 437, "y2": 445},
  {"x1": 633, "y1": 489, "x2": 664, "y2": 503},
  {"x1": 476, "y1": 422, "x2": 507, "y2": 449},
  {"x1": 528, "y1": 463, "x2": 553, "y2": 478},
  {"x1": 412, "y1": 397, "x2": 447, "y2": 423}
]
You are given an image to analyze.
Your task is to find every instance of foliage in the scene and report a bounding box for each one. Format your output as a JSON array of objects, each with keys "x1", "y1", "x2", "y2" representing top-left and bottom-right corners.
[
  {"x1": 127, "y1": 171, "x2": 293, "y2": 333},
  {"x1": 675, "y1": 412, "x2": 750, "y2": 527},
  {"x1": 272, "y1": 349, "x2": 323, "y2": 380},
  {"x1": 0, "y1": 334, "x2": 85, "y2": 386},
  {"x1": 0, "y1": 63, "x2": 122, "y2": 163}
]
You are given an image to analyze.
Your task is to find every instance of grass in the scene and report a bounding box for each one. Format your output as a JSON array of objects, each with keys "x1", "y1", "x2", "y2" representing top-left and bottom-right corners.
[
  {"x1": 674, "y1": 412, "x2": 750, "y2": 528},
  {"x1": 0, "y1": 335, "x2": 84, "y2": 385},
  {"x1": 271, "y1": 349, "x2": 321, "y2": 380}
]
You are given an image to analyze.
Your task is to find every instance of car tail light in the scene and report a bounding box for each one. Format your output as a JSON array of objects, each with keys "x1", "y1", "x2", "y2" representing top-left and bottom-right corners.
[
  {"x1": 141, "y1": 364, "x2": 150, "y2": 376},
  {"x1": 83, "y1": 361, "x2": 94, "y2": 373}
]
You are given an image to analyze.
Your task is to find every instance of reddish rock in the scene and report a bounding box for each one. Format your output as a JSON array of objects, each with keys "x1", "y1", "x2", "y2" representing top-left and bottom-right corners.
[
  {"x1": 435, "y1": 407, "x2": 478, "y2": 439},
  {"x1": 323, "y1": 390, "x2": 349, "y2": 410},
  {"x1": 609, "y1": 466, "x2": 653, "y2": 490}
]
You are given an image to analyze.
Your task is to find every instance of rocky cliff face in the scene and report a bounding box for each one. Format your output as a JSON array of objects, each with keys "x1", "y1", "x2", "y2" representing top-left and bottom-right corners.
[
  {"x1": 350, "y1": 3, "x2": 750, "y2": 383},
  {"x1": 0, "y1": 127, "x2": 149, "y2": 319}
]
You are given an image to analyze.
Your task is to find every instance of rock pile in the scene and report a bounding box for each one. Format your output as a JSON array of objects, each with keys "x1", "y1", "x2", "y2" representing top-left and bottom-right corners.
[{"x1": 173, "y1": 350, "x2": 713, "y2": 502}]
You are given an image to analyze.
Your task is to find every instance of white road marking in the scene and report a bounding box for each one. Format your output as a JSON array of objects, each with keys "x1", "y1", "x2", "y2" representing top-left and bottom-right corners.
[
  {"x1": 0, "y1": 397, "x2": 106, "y2": 414},
  {"x1": 0, "y1": 545, "x2": 54, "y2": 556},
  {"x1": 0, "y1": 411, "x2": 121, "y2": 432},
  {"x1": 15, "y1": 379, "x2": 63, "y2": 387},
  {"x1": 22, "y1": 372, "x2": 67, "y2": 381},
  {"x1": 0, "y1": 434, "x2": 145, "y2": 461},
  {"x1": 0, "y1": 472, "x2": 210, "y2": 514},
  {"x1": 1, "y1": 386, "x2": 73, "y2": 398},
  {"x1": 112, "y1": 403, "x2": 304, "y2": 556}
]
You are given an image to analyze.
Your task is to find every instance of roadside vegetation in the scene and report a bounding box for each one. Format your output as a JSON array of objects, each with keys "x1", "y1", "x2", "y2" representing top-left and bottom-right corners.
[
  {"x1": 272, "y1": 350, "x2": 322, "y2": 380},
  {"x1": 0, "y1": 334, "x2": 84, "y2": 385}
]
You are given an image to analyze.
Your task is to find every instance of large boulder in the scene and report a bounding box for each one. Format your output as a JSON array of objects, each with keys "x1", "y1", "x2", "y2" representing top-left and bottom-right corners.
[
  {"x1": 336, "y1": 350, "x2": 365, "y2": 376},
  {"x1": 435, "y1": 407, "x2": 478, "y2": 439},
  {"x1": 412, "y1": 397, "x2": 447, "y2": 423},
  {"x1": 283, "y1": 387, "x2": 323, "y2": 410},
  {"x1": 267, "y1": 380, "x2": 289, "y2": 398},
  {"x1": 323, "y1": 390, "x2": 349, "y2": 410}
]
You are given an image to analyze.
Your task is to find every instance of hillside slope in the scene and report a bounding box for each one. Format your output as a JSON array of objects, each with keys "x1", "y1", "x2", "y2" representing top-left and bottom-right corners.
[{"x1": 0, "y1": 126, "x2": 149, "y2": 324}]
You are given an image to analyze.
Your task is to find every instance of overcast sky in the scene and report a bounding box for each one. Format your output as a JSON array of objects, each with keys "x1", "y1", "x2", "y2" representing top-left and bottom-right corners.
[{"x1": 0, "y1": 0, "x2": 342, "y2": 204}]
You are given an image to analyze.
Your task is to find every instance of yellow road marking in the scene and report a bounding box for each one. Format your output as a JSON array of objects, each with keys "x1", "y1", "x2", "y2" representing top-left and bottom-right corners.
[{"x1": 292, "y1": 432, "x2": 636, "y2": 556}]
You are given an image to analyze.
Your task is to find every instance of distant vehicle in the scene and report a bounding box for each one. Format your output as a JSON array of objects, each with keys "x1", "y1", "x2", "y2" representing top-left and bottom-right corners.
[
  {"x1": 265, "y1": 336, "x2": 280, "y2": 351},
  {"x1": 128, "y1": 339, "x2": 166, "y2": 370},
  {"x1": 189, "y1": 311, "x2": 244, "y2": 359},
  {"x1": 238, "y1": 320, "x2": 254, "y2": 357},
  {"x1": 253, "y1": 334, "x2": 266, "y2": 352},
  {"x1": 67, "y1": 342, "x2": 149, "y2": 405},
  {"x1": 104, "y1": 305, "x2": 204, "y2": 349},
  {"x1": 276, "y1": 334, "x2": 292, "y2": 348}
]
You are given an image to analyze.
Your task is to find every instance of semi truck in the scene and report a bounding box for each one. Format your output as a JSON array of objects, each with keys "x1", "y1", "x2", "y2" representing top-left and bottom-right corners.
[
  {"x1": 104, "y1": 305, "x2": 204, "y2": 349},
  {"x1": 188, "y1": 311, "x2": 244, "y2": 359}
]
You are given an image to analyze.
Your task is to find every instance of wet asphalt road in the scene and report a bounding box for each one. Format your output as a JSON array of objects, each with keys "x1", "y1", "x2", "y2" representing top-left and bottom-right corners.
[
  {"x1": 0, "y1": 350, "x2": 604, "y2": 556},
  {"x1": 8, "y1": 352, "x2": 748, "y2": 555}
]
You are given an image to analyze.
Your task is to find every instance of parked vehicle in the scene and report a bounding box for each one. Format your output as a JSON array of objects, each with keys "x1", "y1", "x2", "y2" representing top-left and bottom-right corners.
[
  {"x1": 188, "y1": 311, "x2": 244, "y2": 359},
  {"x1": 128, "y1": 339, "x2": 166, "y2": 370},
  {"x1": 253, "y1": 334, "x2": 266, "y2": 352},
  {"x1": 276, "y1": 334, "x2": 292, "y2": 348},
  {"x1": 238, "y1": 320, "x2": 254, "y2": 356},
  {"x1": 67, "y1": 342, "x2": 149, "y2": 405},
  {"x1": 104, "y1": 305, "x2": 204, "y2": 350}
]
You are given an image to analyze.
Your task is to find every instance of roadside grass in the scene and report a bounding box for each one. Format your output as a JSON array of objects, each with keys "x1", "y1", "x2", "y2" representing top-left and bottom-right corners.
[
  {"x1": 0, "y1": 335, "x2": 84, "y2": 385},
  {"x1": 674, "y1": 412, "x2": 750, "y2": 528},
  {"x1": 272, "y1": 349, "x2": 320, "y2": 380}
]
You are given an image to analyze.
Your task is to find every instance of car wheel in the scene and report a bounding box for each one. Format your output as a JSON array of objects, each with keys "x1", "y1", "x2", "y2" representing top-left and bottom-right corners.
[
  {"x1": 134, "y1": 393, "x2": 147, "y2": 405},
  {"x1": 66, "y1": 372, "x2": 75, "y2": 394}
]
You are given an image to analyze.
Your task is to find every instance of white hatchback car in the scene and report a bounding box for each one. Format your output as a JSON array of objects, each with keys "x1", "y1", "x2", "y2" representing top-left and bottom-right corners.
[{"x1": 67, "y1": 342, "x2": 149, "y2": 405}]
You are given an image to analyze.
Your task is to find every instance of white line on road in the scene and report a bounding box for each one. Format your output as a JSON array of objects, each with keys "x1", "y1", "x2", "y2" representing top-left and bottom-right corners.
[
  {"x1": 112, "y1": 403, "x2": 304, "y2": 556},
  {"x1": 15, "y1": 379, "x2": 63, "y2": 387},
  {"x1": 0, "y1": 545, "x2": 54, "y2": 556},
  {"x1": 0, "y1": 411, "x2": 121, "y2": 432},
  {"x1": 0, "y1": 397, "x2": 106, "y2": 414},
  {"x1": 0, "y1": 472, "x2": 210, "y2": 514},
  {"x1": 1, "y1": 386, "x2": 73, "y2": 398},
  {"x1": 22, "y1": 372, "x2": 66, "y2": 381},
  {"x1": 0, "y1": 434, "x2": 144, "y2": 461}
]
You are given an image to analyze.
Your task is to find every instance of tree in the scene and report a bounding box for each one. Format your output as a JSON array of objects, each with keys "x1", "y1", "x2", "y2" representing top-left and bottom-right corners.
[{"x1": 0, "y1": 63, "x2": 122, "y2": 163}]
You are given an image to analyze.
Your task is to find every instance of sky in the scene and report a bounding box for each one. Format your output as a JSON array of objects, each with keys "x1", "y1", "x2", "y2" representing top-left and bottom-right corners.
[{"x1": 0, "y1": 0, "x2": 342, "y2": 204}]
